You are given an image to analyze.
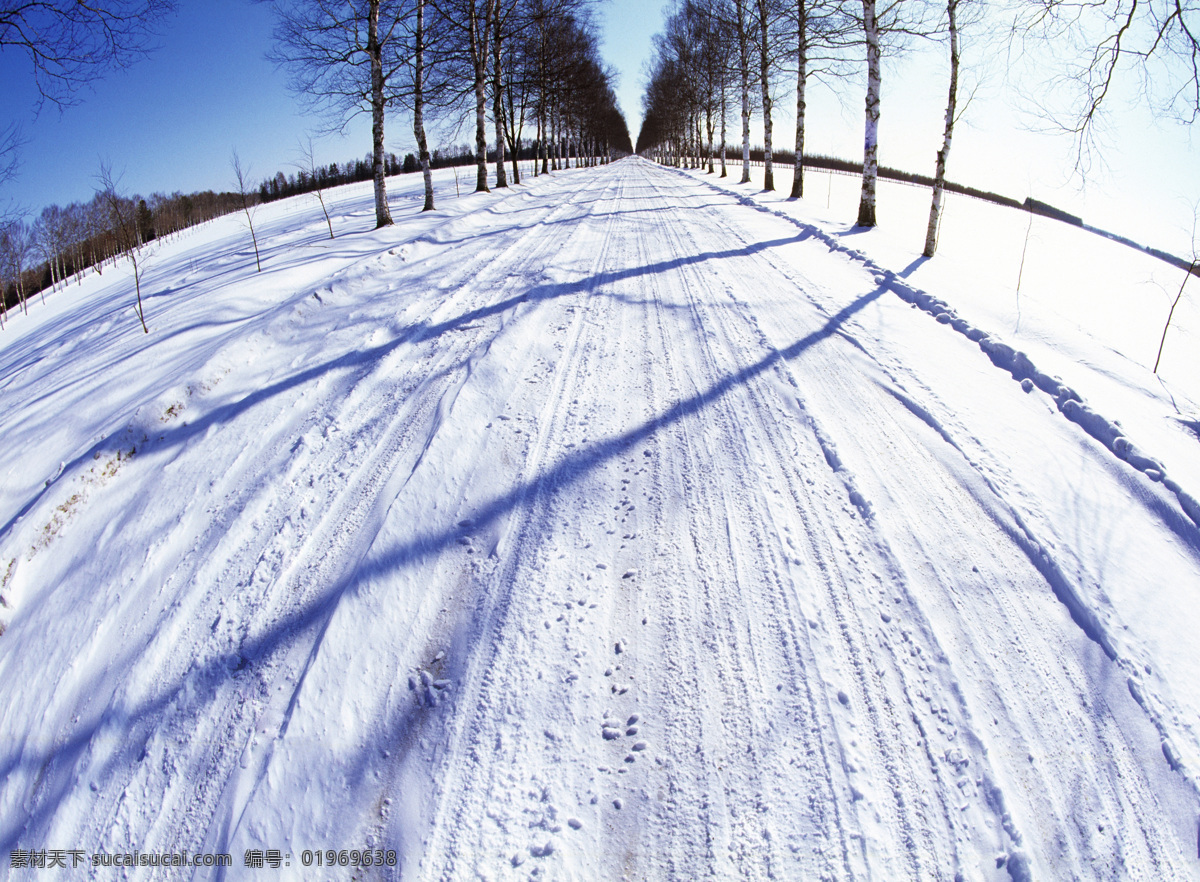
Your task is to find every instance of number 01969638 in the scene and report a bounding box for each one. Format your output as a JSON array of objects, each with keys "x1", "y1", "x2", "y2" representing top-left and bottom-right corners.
[{"x1": 301, "y1": 849, "x2": 398, "y2": 868}]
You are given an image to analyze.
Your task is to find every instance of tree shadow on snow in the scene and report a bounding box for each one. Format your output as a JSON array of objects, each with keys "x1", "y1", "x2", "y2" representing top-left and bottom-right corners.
[{"x1": 0, "y1": 234, "x2": 879, "y2": 859}]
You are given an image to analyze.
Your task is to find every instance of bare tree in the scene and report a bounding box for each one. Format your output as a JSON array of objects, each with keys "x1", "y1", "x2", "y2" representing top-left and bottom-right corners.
[
  {"x1": 791, "y1": 0, "x2": 813, "y2": 197},
  {"x1": 428, "y1": 0, "x2": 494, "y2": 191},
  {"x1": 1, "y1": 1, "x2": 174, "y2": 191},
  {"x1": 297, "y1": 139, "x2": 336, "y2": 237},
  {"x1": 1155, "y1": 208, "x2": 1199, "y2": 374},
  {"x1": 0, "y1": 0, "x2": 175, "y2": 109},
  {"x1": 491, "y1": 0, "x2": 520, "y2": 187},
  {"x1": 784, "y1": 0, "x2": 854, "y2": 198},
  {"x1": 857, "y1": 0, "x2": 883, "y2": 225},
  {"x1": 413, "y1": 0, "x2": 436, "y2": 210},
  {"x1": 923, "y1": 0, "x2": 959, "y2": 256},
  {"x1": 0, "y1": 218, "x2": 32, "y2": 321},
  {"x1": 96, "y1": 163, "x2": 149, "y2": 333},
  {"x1": 266, "y1": 0, "x2": 408, "y2": 228},
  {"x1": 499, "y1": 16, "x2": 532, "y2": 183},
  {"x1": 0, "y1": 124, "x2": 20, "y2": 192},
  {"x1": 854, "y1": 0, "x2": 930, "y2": 227},
  {"x1": 1013, "y1": 0, "x2": 1200, "y2": 171},
  {"x1": 756, "y1": 0, "x2": 779, "y2": 190},
  {"x1": 232, "y1": 152, "x2": 264, "y2": 271},
  {"x1": 734, "y1": 0, "x2": 755, "y2": 182}
]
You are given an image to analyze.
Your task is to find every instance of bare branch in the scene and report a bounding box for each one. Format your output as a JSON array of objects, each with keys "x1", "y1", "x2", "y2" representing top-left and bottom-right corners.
[{"x1": 0, "y1": 1, "x2": 176, "y2": 111}]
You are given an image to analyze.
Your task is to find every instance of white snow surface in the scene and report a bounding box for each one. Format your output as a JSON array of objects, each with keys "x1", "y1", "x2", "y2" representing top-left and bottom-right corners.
[{"x1": 1, "y1": 157, "x2": 1199, "y2": 880}]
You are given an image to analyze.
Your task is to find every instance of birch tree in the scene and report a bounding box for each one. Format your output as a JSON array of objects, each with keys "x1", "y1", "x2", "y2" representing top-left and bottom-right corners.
[
  {"x1": 413, "y1": 0, "x2": 436, "y2": 209},
  {"x1": 785, "y1": 0, "x2": 854, "y2": 198},
  {"x1": 857, "y1": 0, "x2": 882, "y2": 225},
  {"x1": 756, "y1": 0, "x2": 778, "y2": 189},
  {"x1": 297, "y1": 139, "x2": 338, "y2": 236},
  {"x1": 734, "y1": 0, "x2": 755, "y2": 182},
  {"x1": 97, "y1": 163, "x2": 149, "y2": 333},
  {"x1": 267, "y1": 0, "x2": 411, "y2": 228},
  {"x1": 232, "y1": 152, "x2": 263, "y2": 271},
  {"x1": 465, "y1": 0, "x2": 495, "y2": 191},
  {"x1": 0, "y1": 219, "x2": 32, "y2": 319},
  {"x1": 490, "y1": 0, "x2": 522, "y2": 187},
  {"x1": 923, "y1": 0, "x2": 959, "y2": 256},
  {"x1": 854, "y1": 0, "x2": 929, "y2": 227},
  {"x1": 499, "y1": 17, "x2": 533, "y2": 183}
]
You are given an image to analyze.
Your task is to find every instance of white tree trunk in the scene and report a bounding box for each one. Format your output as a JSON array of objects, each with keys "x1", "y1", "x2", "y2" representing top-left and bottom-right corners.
[
  {"x1": 857, "y1": 0, "x2": 880, "y2": 227},
  {"x1": 720, "y1": 92, "x2": 727, "y2": 177},
  {"x1": 924, "y1": 0, "x2": 959, "y2": 257},
  {"x1": 757, "y1": 0, "x2": 774, "y2": 190},
  {"x1": 491, "y1": 0, "x2": 507, "y2": 188},
  {"x1": 736, "y1": 0, "x2": 752, "y2": 183},
  {"x1": 470, "y1": 0, "x2": 491, "y2": 193},
  {"x1": 414, "y1": 0, "x2": 435, "y2": 211},
  {"x1": 706, "y1": 104, "x2": 714, "y2": 173},
  {"x1": 791, "y1": 0, "x2": 808, "y2": 198},
  {"x1": 369, "y1": 0, "x2": 393, "y2": 227}
]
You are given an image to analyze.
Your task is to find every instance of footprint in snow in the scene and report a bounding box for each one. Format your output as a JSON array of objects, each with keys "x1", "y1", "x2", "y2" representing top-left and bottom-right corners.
[
  {"x1": 601, "y1": 712, "x2": 647, "y2": 754},
  {"x1": 409, "y1": 669, "x2": 452, "y2": 707}
]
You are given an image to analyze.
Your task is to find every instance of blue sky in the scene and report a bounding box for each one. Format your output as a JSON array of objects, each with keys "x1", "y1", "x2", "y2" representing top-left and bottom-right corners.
[
  {"x1": 1, "y1": 0, "x2": 357, "y2": 210},
  {"x1": 2, "y1": 0, "x2": 1196, "y2": 257}
]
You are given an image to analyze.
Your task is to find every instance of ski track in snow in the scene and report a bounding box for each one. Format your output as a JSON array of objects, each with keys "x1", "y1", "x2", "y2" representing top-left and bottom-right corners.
[{"x1": 0, "y1": 159, "x2": 1197, "y2": 881}]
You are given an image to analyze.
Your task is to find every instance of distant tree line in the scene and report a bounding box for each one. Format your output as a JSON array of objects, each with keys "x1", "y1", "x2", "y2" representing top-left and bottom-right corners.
[
  {"x1": 256, "y1": 140, "x2": 597, "y2": 207},
  {"x1": 1, "y1": 189, "x2": 247, "y2": 321},
  {"x1": 257, "y1": 152, "x2": 406, "y2": 204},
  {"x1": 2, "y1": 144, "x2": 510, "y2": 319}
]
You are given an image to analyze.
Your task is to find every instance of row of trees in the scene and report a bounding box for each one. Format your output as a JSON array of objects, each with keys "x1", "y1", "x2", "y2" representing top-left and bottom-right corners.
[
  {"x1": 266, "y1": 0, "x2": 632, "y2": 227},
  {"x1": 638, "y1": 0, "x2": 1200, "y2": 257},
  {"x1": 256, "y1": 141, "x2": 596, "y2": 208}
]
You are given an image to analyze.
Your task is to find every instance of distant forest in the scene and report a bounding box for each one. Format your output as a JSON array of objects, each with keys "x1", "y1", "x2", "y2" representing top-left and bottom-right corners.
[{"x1": 0, "y1": 144, "x2": 540, "y2": 317}]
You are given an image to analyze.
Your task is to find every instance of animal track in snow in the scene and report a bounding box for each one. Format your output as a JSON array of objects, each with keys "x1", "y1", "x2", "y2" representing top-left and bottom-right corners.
[
  {"x1": 599, "y1": 709, "x2": 647, "y2": 764},
  {"x1": 409, "y1": 668, "x2": 452, "y2": 707}
]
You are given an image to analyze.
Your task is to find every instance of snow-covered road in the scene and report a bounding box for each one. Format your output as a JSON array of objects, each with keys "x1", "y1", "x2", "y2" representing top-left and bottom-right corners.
[{"x1": 1, "y1": 157, "x2": 1198, "y2": 880}]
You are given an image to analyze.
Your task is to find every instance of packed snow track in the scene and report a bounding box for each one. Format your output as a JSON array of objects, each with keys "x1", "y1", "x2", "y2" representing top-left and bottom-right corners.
[{"x1": 1, "y1": 157, "x2": 1198, "y2": 881}]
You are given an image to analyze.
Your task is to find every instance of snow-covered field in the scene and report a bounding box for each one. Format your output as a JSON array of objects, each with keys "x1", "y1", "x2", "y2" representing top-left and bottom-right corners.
[{"x1": 1, "y1": 156, "x2": 1198, "y2": 880}]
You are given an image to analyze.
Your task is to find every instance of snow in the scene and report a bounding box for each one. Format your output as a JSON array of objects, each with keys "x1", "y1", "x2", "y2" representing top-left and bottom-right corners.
[{"x1": 1, "y1": 157, "x2": 1198, "y2": 880}]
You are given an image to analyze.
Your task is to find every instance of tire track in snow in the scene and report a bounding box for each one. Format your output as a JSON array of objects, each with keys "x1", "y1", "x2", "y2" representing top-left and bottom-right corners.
[
  {"x1": 0, "y1": 171, "x2": 625, "y2": 871},
  {"x1": 648, "y1": 162, "x2": 1196, "y2": 878},
  {"x1": 639, "y1": 163, "x2": 953, "y2": 879},
  {"x1": 408, "y1": 170, "x2": 640, "y2": 878},
  {"x1": 620, "y1": 165, "x2": 865, "y2": 879},
  {"x1": 193, "y1": 170, "x2": 630, "y2": 864}
]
